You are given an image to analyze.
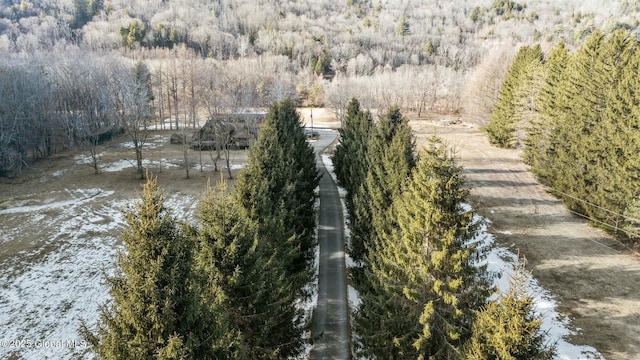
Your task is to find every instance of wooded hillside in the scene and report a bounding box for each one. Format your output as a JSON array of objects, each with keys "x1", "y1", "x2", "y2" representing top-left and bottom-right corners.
[{"x1": 1, "y1": 0, "x2": 639, "y2": 177}]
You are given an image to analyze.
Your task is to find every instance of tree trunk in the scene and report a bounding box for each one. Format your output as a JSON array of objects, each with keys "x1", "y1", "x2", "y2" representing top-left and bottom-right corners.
[{"x1": 135, "y1": 144, "x2": 144, "y2": 179}]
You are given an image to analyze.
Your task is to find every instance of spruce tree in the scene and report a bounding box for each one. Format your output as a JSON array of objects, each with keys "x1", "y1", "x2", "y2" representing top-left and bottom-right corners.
[
  {"x1": 194, "y1": 180, "x2": 304, "y2": 359},
  {"x1": 522, "y1": 29, "x2": 640, "y2": 240},
  {"x1": 231, "y1": 99, "x2": 318, "y2": 358},
  {"x1": 82, "y1": 176, "x2": 234, "y2": 359},
  {"x1": 332, "y1": 97, "x2": 373, "y2": 204},
  {"x1": 235, "y1": 99, "x2": 320, "y2": 284},
  {"x1": 586, "y1": 29, "x2": 639, "y2": 231},
  {"x1": 537, "y1": 30, "x2": 640, "y2": 235},
  {"x1": 542, "y1": 31, "x2": 606, "y2": 216},
  {"x1": 356, "y1": 136, "x2": 490, "y2": 359},
  {"x1": 349, "y1": 106, "x2": 415, "y2": 265},
  {"x1": 332, "y1": 98, "x2": 375, "y2": 266},
  {"x1": 465, "y1": 259, "x2": 556, "y2": 360},
  {"x1": 484, "y1": 45, "x2": 544, "y2": 148},
  {"x1": 621, "y1": 45, "x2": 640, "y2": 239},
  {"x1": 523, "y1": 41, "x2": 570, "y2": 171}
]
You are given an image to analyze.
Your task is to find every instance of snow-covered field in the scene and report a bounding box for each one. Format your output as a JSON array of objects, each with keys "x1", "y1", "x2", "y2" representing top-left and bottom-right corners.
[
  {"x1": 0, "y1": 140, "x2": 311, "y2": 360},
  {"x1": 0, "y1": 187, "x2": 198, "y2": 360},
  {"x1": 320, "y1": 154, "x2": 605, "y2": 360}
]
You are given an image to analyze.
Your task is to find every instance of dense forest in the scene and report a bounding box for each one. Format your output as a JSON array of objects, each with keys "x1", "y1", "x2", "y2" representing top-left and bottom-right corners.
[
  {"x1": 484, "y1": 28, "x2": 640, "y2": 242},
  {"x1": 2, "y1": 0, "x2": 640, "y2": 176}
]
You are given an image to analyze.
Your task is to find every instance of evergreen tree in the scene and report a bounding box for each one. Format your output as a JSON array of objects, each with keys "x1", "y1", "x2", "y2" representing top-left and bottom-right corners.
[
  {"x1": 524, "y1": 28, "x2": 640, "y2": 240},
  {"x1": 134, "y1": 60, "x2": 155, "y2": 103},
  {"x1": 538, "y1": 30, "x2": 640, "y2": 235},
  {"x1": 82, "y1": 176, "x2": 234, "y2": 359},
  {"x1": 332, "y1": 97, "x2": 372, "y2": 198},
  {"x1": 523, "y1": 41, "x2": 570, "y2": 170},
  {"x1": 235, "y1": 99, "x2": 320, "y2": 284},
  {"x1": 621, "y1": 47, "x2": 640, "y2": 240},
  {"x1": 332, "y1": 98, "x2": 374, "y2": 261},
  {"x1": 465, "y1": 259, "x2": 556, "y2": 360},
  {"x1": 231, "y1": 99, "x2": 318, "y2": 358},
  {"x1": 349, "y1": 106, "x2": 415, "y2": 265},
  {"x1": 397, "y1": 15, "x2": 411, "y2": 36},
  {"x1": 356, "y1": 136, "x2": 491, "y2": 359},
  {"x1": 586, "y1": 30, "x2": 640, "y2": 232},
  {"x1": 194, "y1": 180, "x2": 304, "y2": 359},
  {"x1": 484, "y1": 45, "x2": 544, "y2": 148}
]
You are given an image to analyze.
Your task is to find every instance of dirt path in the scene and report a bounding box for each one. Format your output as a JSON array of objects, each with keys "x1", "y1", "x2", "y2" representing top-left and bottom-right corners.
[{"x1": 410, "y1": 121, "x2": 640, "y2": 360}]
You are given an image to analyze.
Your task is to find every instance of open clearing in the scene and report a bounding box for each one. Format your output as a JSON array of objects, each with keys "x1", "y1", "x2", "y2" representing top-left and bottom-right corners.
[
  {"x1": 411, "y1": 117, "x2": 640, "y2": 360},
  {"x1": 0, "y1": 131, "x2": 247, "y2": 359}
]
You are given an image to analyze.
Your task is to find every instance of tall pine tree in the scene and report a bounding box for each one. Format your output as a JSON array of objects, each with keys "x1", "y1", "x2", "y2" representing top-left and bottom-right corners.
[
  {"x1": 356, "y1": 136, "x2": 491, "y2": 359},
  {"x1": 232, "y1": 99, "x2": 319, "y2": 358},
  {"x1": 82, "y1": 176, "x2": 234, "y2": 359},
  {"x1": 332, "y1": 97, "x2": 373, "y2": 208},
  {"x1": 531, "y1": 30, "x2": 640, "y2": 237},
  {"x1": 349, "y1": 106, "x2": 415, "y2": 265},
  {"x1": 485, "y1": 45, "x2": 544, "y2": 148},
  {"x1": 523, "y1": 41, "x2": 570, "y2": 171},
  {"x1": 194, "y1": 180, "x2": 304, "y2": 359},
  {"x1": 235, "y1": 99, "x2": 320, "y2": 286}
]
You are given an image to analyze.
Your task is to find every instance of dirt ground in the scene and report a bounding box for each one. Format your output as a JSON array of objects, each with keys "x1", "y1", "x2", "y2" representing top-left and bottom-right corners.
[{"x1": 410, "y1": 117, "x2": 640, "y2": 360}]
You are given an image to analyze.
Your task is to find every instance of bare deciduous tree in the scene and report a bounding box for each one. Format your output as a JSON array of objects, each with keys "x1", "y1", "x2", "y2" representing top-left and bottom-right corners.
[{"x1": 110, "y1": 60, "x2": 154, "y2": 179}]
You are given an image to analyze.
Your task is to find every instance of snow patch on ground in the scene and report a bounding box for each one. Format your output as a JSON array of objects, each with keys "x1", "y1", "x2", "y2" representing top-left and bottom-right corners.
[
  {"x1": 0, "y1": 191, "x2": 199, "y2": 360},
  {"x1": 0, "y1": 189, "x2": 112, "y2": 216},
  {"x1": 74, "y1": 155, "x2": 181, "y2": 173},
  {"x1": 99, "y1": 159, "x2": 181, "y2": 173},
  {"x1": 118, "y1": 140, "x2": 162, "y2": 150},
  {"x1": 191, "y1": 163, "x2": 245, "y2": 171},
  {"x1": 473, "y1": 214, "x2": 604, "y2": 360}
]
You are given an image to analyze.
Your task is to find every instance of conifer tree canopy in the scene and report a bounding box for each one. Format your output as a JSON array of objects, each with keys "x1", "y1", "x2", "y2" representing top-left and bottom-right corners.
[
  {"x1": 485, "y1": 44, "x2": 544, "y2": 148},
  {"x1": 356, "y1": 136, "x2": 490, "y2": 359},
  {"x1": 82, "y1": 176, "x2": 234, "y2": 359}
]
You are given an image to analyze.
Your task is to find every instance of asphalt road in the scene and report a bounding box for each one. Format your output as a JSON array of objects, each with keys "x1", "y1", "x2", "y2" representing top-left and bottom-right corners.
[{"x1": 309, "y1": 129, "x2": 350, "y2": 359}]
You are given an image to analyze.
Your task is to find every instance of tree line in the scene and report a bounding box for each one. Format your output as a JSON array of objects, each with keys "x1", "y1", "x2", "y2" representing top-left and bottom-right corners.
[
  {"x1": 5, "y1": 0, "x2": 614, "y2": 70},
  {"x1": 81, "y1": 99, "x2": 320, "y2": 359},
  {"x1": 0, "y1": 49, "x2": 296, "y2": 178},
  {"x1": 484, "y1": 28, "x2": 640, "y2": 241},
  {"x1": 2, "y1": 1, "x2": 638, "y2": 126},
  {"x1": 333, "y1": 98, "x2": 556, "y2": 359},
  {"x1": 0, "y1": 53, "x2": 155, "y2": 177},
  {"x1": 3, "y1": 0, "x2": 640, "y2": 179}
]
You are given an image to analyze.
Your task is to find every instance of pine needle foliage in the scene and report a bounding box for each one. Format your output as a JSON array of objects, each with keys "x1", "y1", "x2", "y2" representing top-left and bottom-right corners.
[
  {"x1": 82, "y1": 176, "x2": 234, "y2": 359},
  {"x1": 349, "y1": 105, "x2": 416, "y2": 265},
  {"x1": 332, "y1": 97, "x2": 373, "y2": 209},
  {"x1": 522, "y1": 40, "x2": 570, "y2": 170},
  {"x1": 235, "y1": 98, "x2": 320, "y2": 286},
  {"x1": 524, "y1": 29, "x2": 640, "y2": 240},
  {"x1": 231, "y1": 98, "x2": 319, "y2": 357},
  {"x1": 356, "y1": 136, "x2": 491, "y2": 359},
  {"x1": 193, "y1": 180, "x2": 304, "y2": 359},
  {"x1": 484, "y1": 44, "x2": 544, "y2": 148},
  {"x1": 465, "y1": 258, "x2": 556, "y2": 360}
]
